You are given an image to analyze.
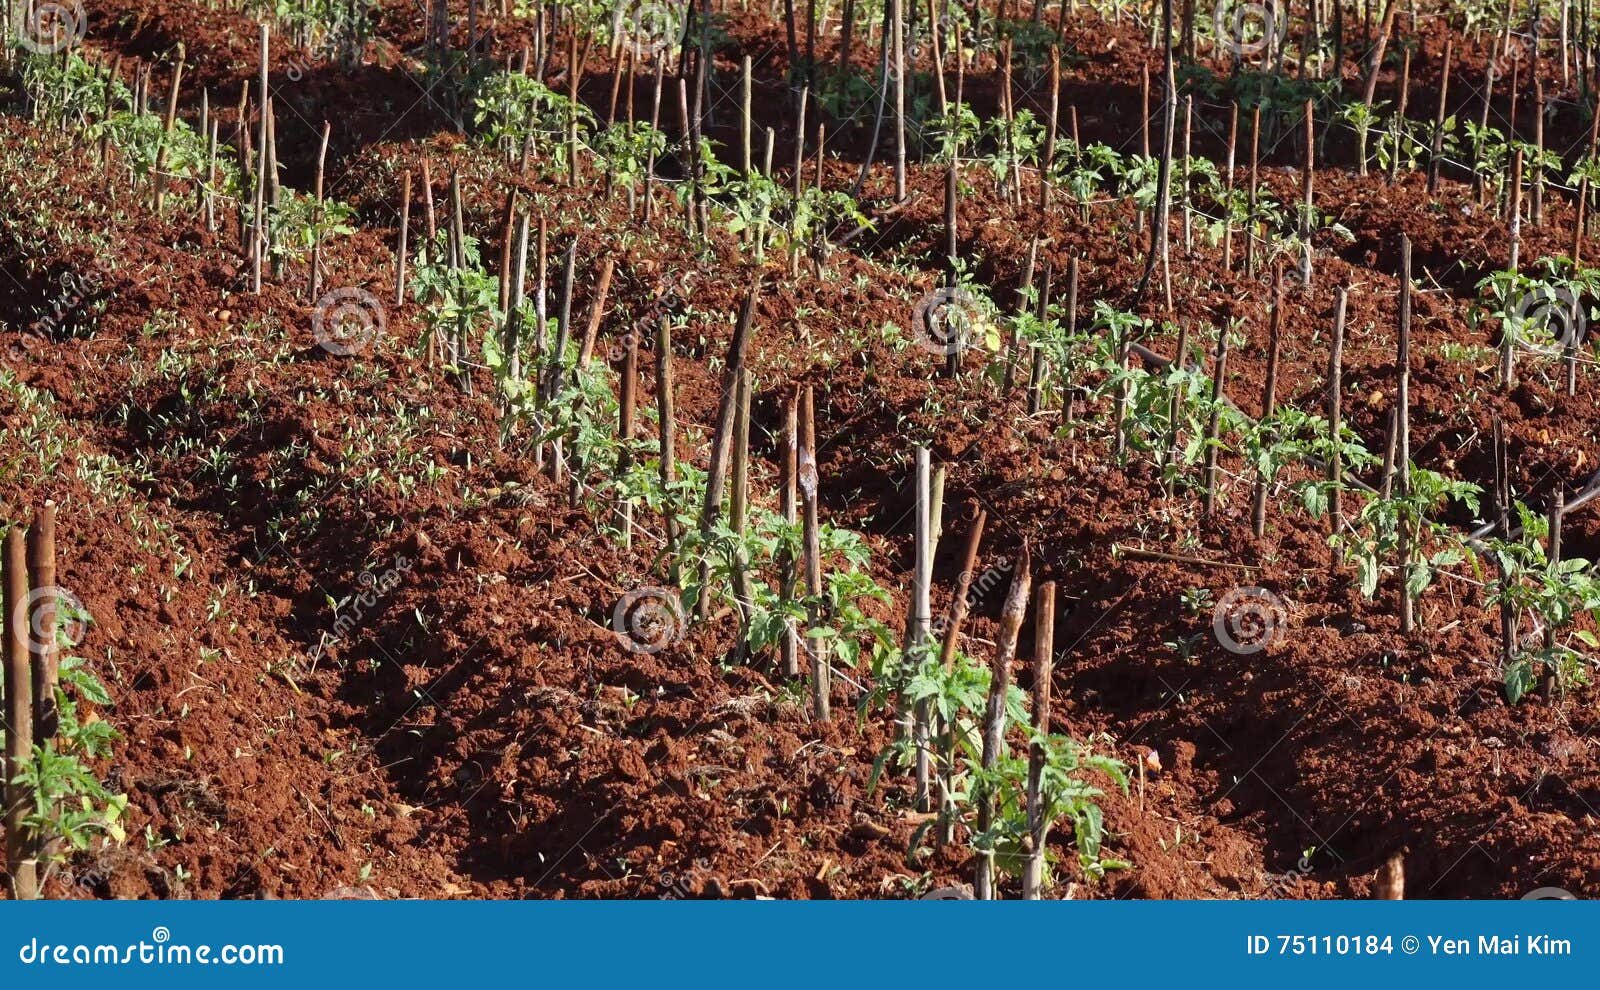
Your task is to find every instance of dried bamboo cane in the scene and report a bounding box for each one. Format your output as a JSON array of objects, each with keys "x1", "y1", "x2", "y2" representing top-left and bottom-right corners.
[
  {"x1": 3, "y1": 527, "x2": 36, "y2": 900},
  {"x1": 695, "y1": 290, "x2": 757, "y2": 617},
  {"x1": 974, "y1": 548, "x2": 1031, "y2": 900},
  {"x1": 1202, "y1": 322, "x2": 1232, "y2": 516},
  {"x1": 310, "y1": 121, "x2": 331, "y2": 301},
  {"x1": 1328, "y1": 288, "x2": 1348, "y2": 534},
  {"x1": 1253, "y1": 267, "x2": 1284, "y2": 537},
  {"x1": 657, "y1": 318, "x2": 679, "y2": 578},
  {"x1": 800, "y1": 386, "x2": 827, "y2": 721},
  {"x1": 1022, "y1": 579, "x2": 1055, "y2": 900},
  {"x1": 26, "y1": 503, "x2": 56, "y2": 740},
  {"x1": 1398, "y1": 234, "x2": 1415, "y2": 634},
  {"x1": 911, "y1": 447, "x2": 933, "y2": 811},
  {"x1": 781, "y1": 393, "x2": 800, "y2": 677}
]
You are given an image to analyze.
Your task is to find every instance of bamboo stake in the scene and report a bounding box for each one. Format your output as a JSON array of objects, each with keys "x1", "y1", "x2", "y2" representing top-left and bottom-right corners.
[
  {"x1": 1426, "y1": 40, "x2": 1453, "y2": 194},
  {"x1": 657, "y1": 318, "x2": 679, "y2": 575},
  {"x1": 1202, "y1": 322, "x2": 1232, "y2": 516},
  {"x1": 1398, "y1": 234, "x2": 1414, "y2": 634},
  {"x1": 26, "y1": 503, "x2": 56, "y2": 740},
  {"x1": 937, "y1": 505, "x2": 986, "y2": 844},
  {"x1": 3, "y1": 527, "x2": 36, "y2": 900},
  {"x1": 781, "y1": 392, "x2": 800, "y2": 677},
  {"x1": 695, "y1": 290, "x2": 757, "y2": 618},
  {"x1": 1253, "y1": 267, "x2": 1284, "y2": 537},
  {"x1": 911, "y1": 447, "x2": 933, "y2": 812},
  {"x1": 1022, "y1": 579, "x2": 1055, "y2": 900},
  {"x1": 309, "y1": 121, "x2": 331, "y2": 301},
  {"x1": 1329, "y1": 288, "x2": 1348, "y2": 534},
  {"x1": 800, "y1": 385, "x2": 827, "y2": 721},
  {"x1": 617, "y1": 322, "x2": 639, "y2": 549},
  {"x1": 152, "y1": 46, "x2": 184, "y2": 214},
  {"x1": 577, "y1": 258, "x2": 617, "y2": 367},
  {"x1": 974, "y1": 548, "x2": 1031, "y2": 900},
  {"x1": 729, "y1": 367, "x2": 755, "y2": 650},
  {"x1": 396, "y1": 171, "x2": 412, "y2": 307}
]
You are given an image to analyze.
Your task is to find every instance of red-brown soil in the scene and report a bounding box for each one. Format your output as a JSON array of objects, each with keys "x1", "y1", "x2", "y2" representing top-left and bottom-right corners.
[{"x1": 1, "y1": 1, "x2": 1599, "y2": 900}]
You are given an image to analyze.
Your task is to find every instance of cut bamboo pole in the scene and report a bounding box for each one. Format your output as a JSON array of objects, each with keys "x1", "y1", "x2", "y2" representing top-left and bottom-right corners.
[
  {"x1": 911, "y1": 447, "x2": 933, "y2": 812},
  {"x1": 974, "y1": 547, "x2": 1031, "y2": 900},
  {"x1": 395, "y1": 170, "x2": 412, "y2": 307},
  {"x1": 309, "y1": 120, "x2": 331, "y2": 301},
  {"x1": 577, "y1": 258, "x2": 617, "y2": 367},
  {"x1": 800, "y1": 385, "x2": 827, "y2": 721},
  {"x1": 617, "y1": 323, "x2": 639, "y2": 548},
  {"x1": 729, "y1": 367, "x2": 755, "y2": 651},
  {"x1": 1328, "y1": 288, "x2": 1348, "y2": 534},
  {"x1": 1022, "y1": 579, "x2": 1055, "y2": 900},
  {"x1": 3, "y1": 527, "x2": 36, "y2": 900},
  {"x1": 1398, "y1": 234, "x2": 1415, "y2": 634},
  {"x1": 1253, "y1": 267, "x2": 1284, "y2": 537},
  {"x1": 657, "y1": 317, "x2": 679, "y2": 575},
  {"x1": 152, "y1": 46, "x2": 184, "y2": 214},
  {"x1": 695, "y1": 290, "x2": 757, "y2": 618},
  {"x1": 1202, "y1": 322, "x2": 1232, "y2": 516},
  {"x1": 1426, "y1": 40, "x2": 1453, "y2": 194},
  {"x1": 781, "y1": 392, "x2": 800, "y2": 677},
  {"x1": 26, "y1": 503, "x2": 56, "y2": 740}
]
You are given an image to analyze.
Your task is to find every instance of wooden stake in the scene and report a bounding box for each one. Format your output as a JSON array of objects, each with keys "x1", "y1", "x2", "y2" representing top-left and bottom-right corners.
[
  {"x1": 911, "y1": 447, "x2": 933, "y2": 811},
  {"x1": 3, "y1": 527, "x2": 36, "y2": 900},
  {"x1": 1202, "y1": 322, "x2": 1232, "y2": 516},
  {"x1": 974, "y1": 547, "x2": 1031, "y2": 900},
  {"x1": 1397, "y1": 234, "x2": 1414, "y2": 634},
  {"x1": 1328, "y1": 288, "x2": 1348, "y2": 534},
  {"x1": 1253, "y1": 267, "x2": 1284, "y2": 537},
  {"x1": 800, "y1": 385, "x2": 827, "y2": 721},
  {"x1": 1022, "y1": 579, "x2": 1055, "y2": 900}
]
